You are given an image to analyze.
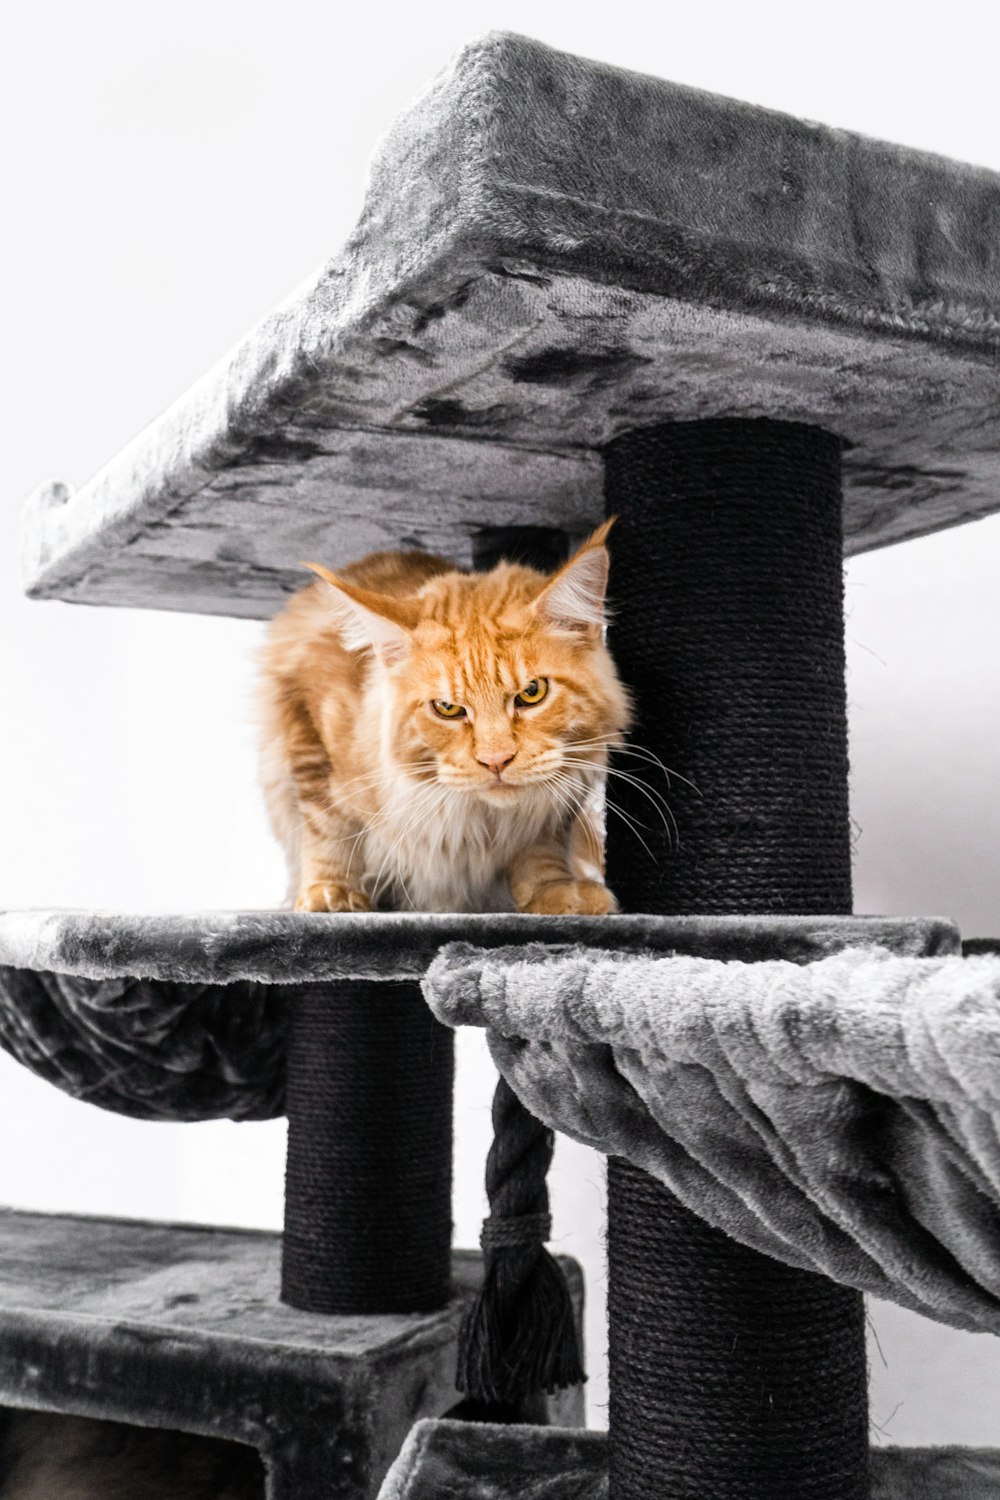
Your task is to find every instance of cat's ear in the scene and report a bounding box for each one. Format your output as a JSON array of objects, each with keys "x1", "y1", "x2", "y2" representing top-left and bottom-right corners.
[
  {"x1": 533, "y1": 520, "x2": 614, "y2": 638},
  {"x1": 303, "y1": 563, "x2": 418, "y2": 665}
]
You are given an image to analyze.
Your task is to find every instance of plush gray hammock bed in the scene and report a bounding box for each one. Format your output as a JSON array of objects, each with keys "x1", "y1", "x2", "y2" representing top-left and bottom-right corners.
[
  {"x1": 2, "y1": 907, "x2": 997, "y2": 1338},
  {"x1": 423, "y1": 939, "x2": 1000, "y2": 1336}
]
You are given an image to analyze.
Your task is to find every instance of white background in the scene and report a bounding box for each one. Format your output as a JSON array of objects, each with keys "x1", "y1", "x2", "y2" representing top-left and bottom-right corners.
[{"x1": 3, "y1": 0, "x2": 1000, "y2": 1444}]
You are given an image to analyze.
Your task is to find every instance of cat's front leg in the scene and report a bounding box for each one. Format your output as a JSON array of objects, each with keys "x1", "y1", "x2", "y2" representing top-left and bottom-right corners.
[
  {"x1": 296, "y1": 879, "x2": 371, "y2": 914},
  {"x1": 295, "y1": 809, "x2": 371, "y2": 913},
  {"x1": 509, "y1": 839, "x2": 618, "y2": 916}
]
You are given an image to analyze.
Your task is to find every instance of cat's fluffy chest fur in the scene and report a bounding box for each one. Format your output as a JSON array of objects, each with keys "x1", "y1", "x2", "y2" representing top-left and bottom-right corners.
[
  {"x1": 360, "y1": 770, "x2": 596, "y2": 912},
  {"x1": 258, "y1": 526, "x2": 630, "y2": 917}
]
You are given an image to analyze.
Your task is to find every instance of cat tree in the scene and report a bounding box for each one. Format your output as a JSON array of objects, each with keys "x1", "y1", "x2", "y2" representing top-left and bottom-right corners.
[{"x1": 5, "y1": 29, "x2": 1000, "y2": 1499}]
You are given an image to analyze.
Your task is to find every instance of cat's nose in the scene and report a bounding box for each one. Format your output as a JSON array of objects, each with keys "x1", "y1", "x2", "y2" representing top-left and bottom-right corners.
[{"x1": 477, "y1": 749, "x2": 516, "y2": 775}]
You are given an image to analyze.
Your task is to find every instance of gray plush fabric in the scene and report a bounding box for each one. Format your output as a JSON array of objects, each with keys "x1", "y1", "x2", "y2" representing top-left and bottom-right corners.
[
  {"x1": 0, "y1": 910, "x2": 955, "y2": 983},
  {"x1": 0, "y1": 1210, "x2": 508, "y2": 1500},
  {"x1": 378, "y1": 1421, "x2": 607, "y2": 1500},
  {"x1": 0, "y1": 967, "x2": 285, "y2": 1120},
  {"x1": 0, "y1": 913, "x2": 953, "y2": 1120},
  {"x1": 377, "y1": 1420, "x2": 1000, "y2": 1500},
  {"x1": 423, "y1": 942, "x2": 1000, "y2": 1335},
  {"x1": 21, "y1": 32, "x2": 1000, "y2": 620}
]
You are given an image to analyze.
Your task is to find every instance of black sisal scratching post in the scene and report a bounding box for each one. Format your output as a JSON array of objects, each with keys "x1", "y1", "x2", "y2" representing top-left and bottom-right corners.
[
  {"x1": 281, "y1": 981, "x2": 454, "y2": 1314},
  {"x1": 602, "y1": 419, "x2": 868, "y2": 1499}
]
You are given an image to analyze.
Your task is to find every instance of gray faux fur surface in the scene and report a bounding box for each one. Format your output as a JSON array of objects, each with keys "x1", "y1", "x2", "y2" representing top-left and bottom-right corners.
[
  {"x1": 0, "y1": 913, "x2": 954, "y2": 1119},
  {"x1": 0, "y1": 967, "x2": 285, "y2": 1120},
  {"x1": 423, "y1": 941, "x2": 1000, "y2": 1336},
  {"x1": 378, "y1": 1421, "x2": 607, "y2": 1500},
  {"x1": 376, "y1": 1420, "x2": 1000, "y2": 1500},
  {"x1": 0, "y1": 1211, "x2": 511, "y2": 1500},
  {"x1": 22, "y1": 32, "x2": 1000, "y2": 620},
  {"x1": 0, "y1": 910, "x2": 956, "y2": 982}
]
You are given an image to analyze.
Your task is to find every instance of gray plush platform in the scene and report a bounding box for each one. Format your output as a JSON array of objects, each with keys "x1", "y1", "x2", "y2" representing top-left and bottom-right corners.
[
  {"x1": 376, "y1": 1420, "x2": 1000, "y2": 1500},
  {"x1": 0, "y1": 912, "x2": 956, "y2": 1119},
  {"x1": 0, "y1": 1209, "x2": 582, "y2": 1500},
  {"x1": 0, "y1": 910, "x2": 957, "y2": 983},
  {"x1": 23, "y1": 31, "x2": 1000, "y2": 618}
]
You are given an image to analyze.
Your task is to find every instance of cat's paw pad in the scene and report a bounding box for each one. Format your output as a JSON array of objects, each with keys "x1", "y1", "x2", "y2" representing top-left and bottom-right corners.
[
  {"x1": 295, "y1": 882, "x2": 371, "y2": 914},
  {"x1": 520, "y1": 879, "x2": 618, "y2": 916}
]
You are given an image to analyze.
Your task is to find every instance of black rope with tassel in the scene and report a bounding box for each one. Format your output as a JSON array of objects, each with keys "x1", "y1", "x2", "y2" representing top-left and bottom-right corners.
[{"x1": 456, "y1": 1075, "x2": 585, "y2": 1413}]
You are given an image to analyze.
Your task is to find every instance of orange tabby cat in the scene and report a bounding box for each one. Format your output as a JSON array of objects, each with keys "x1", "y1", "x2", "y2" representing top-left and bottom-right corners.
[{"x1": 259, "y1": 522, "x2": 631, "y2": 915}]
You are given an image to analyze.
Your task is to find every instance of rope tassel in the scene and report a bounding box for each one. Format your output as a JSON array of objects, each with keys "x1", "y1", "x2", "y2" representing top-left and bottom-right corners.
[{"x1": 457, "y1": 1076, "x2": 585, "y2": 1405}]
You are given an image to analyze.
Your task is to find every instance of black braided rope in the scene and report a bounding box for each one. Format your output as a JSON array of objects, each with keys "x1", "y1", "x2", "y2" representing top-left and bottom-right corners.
[
  {"x1": 456, "y1": 1076, "x2": 584, "y2": 1405},
  {"x1": 281, "y1": 981, "x2": 454, "y2": 1314},
  {"x1": 603, "y1": 419, "x2": 869, "y2": 1500},
  {"x1": 460, "y1": 525, "x2": 586, "y2": 1412}
]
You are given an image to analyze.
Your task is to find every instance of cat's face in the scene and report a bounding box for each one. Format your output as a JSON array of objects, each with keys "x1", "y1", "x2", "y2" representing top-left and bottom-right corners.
[
  {"x1": 310, "y1": 525, "x2": 630, "y2": 803},
  {"x1": 394, "y1": 597, "x2": 627, "y2": 802}
]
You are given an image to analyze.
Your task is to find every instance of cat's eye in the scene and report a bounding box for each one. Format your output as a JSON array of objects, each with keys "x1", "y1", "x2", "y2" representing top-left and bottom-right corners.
[
  {"x1": 515, "y1": 678, "x2": 549, "y2": 707},
  {"x1": 432, "y1": 700, "x2": 466, "y2": 719}
]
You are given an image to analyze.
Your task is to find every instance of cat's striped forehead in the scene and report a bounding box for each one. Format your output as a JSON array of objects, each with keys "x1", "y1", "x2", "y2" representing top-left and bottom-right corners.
[
  {"x1": 407, "y1": 557, "x2": 618, "y2": 713},
  {"x1": 414, "y1": 562, "x2": 542, "y2": 636},
  {"x1": 429, "y1": 639, "x2": 533, "y2": 707},
  {"x1": 409, "y1": 570, "x2": 543, "y2": 705}
]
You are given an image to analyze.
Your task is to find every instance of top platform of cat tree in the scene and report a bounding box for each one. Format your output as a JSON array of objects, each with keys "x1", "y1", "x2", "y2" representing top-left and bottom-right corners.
[{"x1": 23, "y1": 31, "x2": 1000, "y2": 620}]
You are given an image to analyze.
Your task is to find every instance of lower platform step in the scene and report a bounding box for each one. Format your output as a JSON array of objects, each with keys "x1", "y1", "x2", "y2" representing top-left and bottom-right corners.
[
  {"x1": 378, "y1": 1419, "x2": 1000, "y2": 1500},
  {"x1": 0, "y1": 1209, "x2": 583, "y2": 1500}
]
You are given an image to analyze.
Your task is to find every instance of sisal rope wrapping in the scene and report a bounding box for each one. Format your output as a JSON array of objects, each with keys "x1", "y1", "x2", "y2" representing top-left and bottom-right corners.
[
  {"x1": 602, "y1": 418, "x2": 868, "y2": 1500},
  {"x1": 281, "y1": 981, "x2": 453, "y2": 1315}
]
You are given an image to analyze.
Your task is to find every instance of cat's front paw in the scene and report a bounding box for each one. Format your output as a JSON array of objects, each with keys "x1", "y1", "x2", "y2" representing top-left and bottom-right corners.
[
  {"x1": 295, "y1": 881, "x2": 371, "y2": 914},
  {"x1": 519, "y1": 879, "x2": 618, "y2": 916}
]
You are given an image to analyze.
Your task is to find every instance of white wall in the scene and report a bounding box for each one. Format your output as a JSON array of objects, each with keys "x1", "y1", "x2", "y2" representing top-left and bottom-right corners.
[{"x1": 3, "y1": 0, "x2": 1000, "y2": 1445}]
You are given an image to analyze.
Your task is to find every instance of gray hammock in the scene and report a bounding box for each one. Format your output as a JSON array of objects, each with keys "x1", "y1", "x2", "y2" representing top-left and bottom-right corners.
[{"x1": 423, "y1": 941, "x2": 1000, "y2": 1335}]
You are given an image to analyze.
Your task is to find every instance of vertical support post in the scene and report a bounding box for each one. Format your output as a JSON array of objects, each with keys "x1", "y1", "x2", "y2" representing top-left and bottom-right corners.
[
  {"x1": 281, "y1": 981, "x2": 454, "y2": 1314},
  {"x1": 602, "y1": 419, "x2": 869, "y2": 1499}
]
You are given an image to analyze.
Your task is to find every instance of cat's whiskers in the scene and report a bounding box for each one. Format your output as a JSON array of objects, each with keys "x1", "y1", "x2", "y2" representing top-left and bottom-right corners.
[
  {"x1": 337, "y1": 769, "x2": 409, "y2": 826},
  {"x1": 546, "y1": 763, "x2": 597, "y2": 826},
  {"x1": 329, "y1": 764, "x2": 389, "y2": 797},
  {"x1": 545, "y1": 773, "x2": 588, "y2": 830},
  {"x1": 551, "y1": 764, "x2": 662, "y2": 864},
  {"x1": 556, "y1": 737, "x2": 682, "y2": 844},
  {"x1": 595, "y1": 789, "x2": 660, "y2": 865},
  {"x1": 560, "y1": 755, "x2": 678, "y2": 849},
  {"x1": 566, "y1": 734, "x2": 702, "y2": 795},
  {"x1": 601, "y1": 765, "x2": 679, "y2": 850}
]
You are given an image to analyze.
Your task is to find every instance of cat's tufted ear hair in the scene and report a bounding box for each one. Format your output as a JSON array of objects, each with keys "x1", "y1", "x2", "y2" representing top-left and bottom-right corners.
[
  {"x1": 532, "y1": 519, "x2": 614, "y2": 638},
  {"x1": 302, "y1": 562, "x2": 419, "y2": 665}
]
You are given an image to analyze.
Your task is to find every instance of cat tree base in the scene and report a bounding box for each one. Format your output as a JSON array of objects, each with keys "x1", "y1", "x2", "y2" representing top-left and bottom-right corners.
[
  {"x1": 0, "y1": 1209, "x2": 584, "y2": 1500},
  {"x1": 376, "y1": 1420, "x2": 1000, "y2": 1500}
]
